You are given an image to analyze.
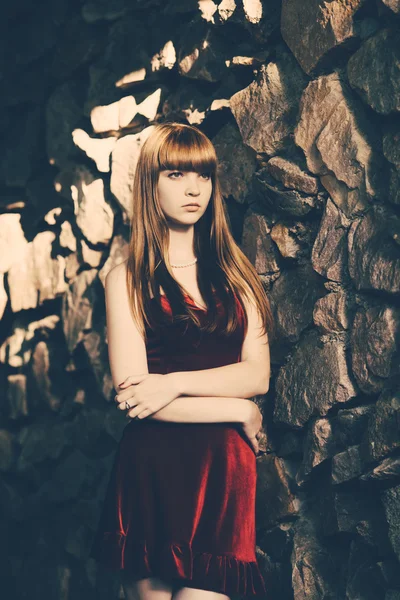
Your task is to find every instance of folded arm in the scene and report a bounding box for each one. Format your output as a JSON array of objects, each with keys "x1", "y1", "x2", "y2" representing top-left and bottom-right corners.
[
  {"x1": 145, "y1": 395, "x2": 255, "y2": 424},
  {"x1": 169, "y1": 361, "x2": 268, "y2": 399}
]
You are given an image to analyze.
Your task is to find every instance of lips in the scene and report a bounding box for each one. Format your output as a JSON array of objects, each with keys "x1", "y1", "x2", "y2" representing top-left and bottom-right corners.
[{"x1": 183, "y1": 203, "x2": 200, "y2": 207}]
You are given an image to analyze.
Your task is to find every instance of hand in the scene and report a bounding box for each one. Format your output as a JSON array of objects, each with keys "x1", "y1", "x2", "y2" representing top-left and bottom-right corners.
[
  {"x1": 241, "y1": 403, "x2": 263, "y2": 456},
  {"x1": 114, "y1": 373, "x2": 180, "y2": 420}
]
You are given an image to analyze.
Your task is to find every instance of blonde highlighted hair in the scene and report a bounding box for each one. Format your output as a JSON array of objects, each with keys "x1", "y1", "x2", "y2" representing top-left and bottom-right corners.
[{"x1": 126, "y1": 121, "x2": 274, "y2": 342}]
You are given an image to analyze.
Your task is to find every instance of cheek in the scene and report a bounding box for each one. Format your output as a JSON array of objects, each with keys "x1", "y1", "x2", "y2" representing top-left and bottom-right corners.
[{"x1": 157, "y1": 183, "x2": 177, "y2": 212}]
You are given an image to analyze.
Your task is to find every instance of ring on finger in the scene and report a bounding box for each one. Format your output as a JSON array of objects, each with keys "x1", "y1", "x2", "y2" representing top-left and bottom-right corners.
[{"x1": 125, "y1": 400, "x2": 131, "y2": 410}]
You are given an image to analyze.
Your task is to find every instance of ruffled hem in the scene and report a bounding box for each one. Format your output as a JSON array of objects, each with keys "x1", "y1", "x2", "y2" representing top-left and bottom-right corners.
[{"x1": 91, "y1": 534, "x2": 267, "y2": 598}]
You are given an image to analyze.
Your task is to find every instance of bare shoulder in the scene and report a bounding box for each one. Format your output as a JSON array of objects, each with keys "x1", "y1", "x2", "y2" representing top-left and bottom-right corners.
[
  {"x1": 105, "y1": 259, "x2": 143, "y2": 330},
  {"x1": 105, "y1": 259, "x2": 128, "y2": 289}
]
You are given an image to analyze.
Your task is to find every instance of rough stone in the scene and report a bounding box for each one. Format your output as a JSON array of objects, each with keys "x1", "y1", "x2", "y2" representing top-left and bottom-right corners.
[
  {"x1": 61, "y1": 269, "x2": 99, "y2": 353},
  {"x1": 361, "y1": 456, "x2": 400, "y2": 483},
  {"x1": 178, "y1": 20, "x2": 228, "y2": 82},
  {"x1": 59, "y1": 221, "x2": 77, "y2": 253},
  {"x1": 0, "y1": 55, "x2": 52, "y2": 108},
  {"x1": 230, "y1": 47, "x2": 308, "y2": 155},
  {"x1": 7, "y1": 374, "x2": 28, "y2": 420},
  {"x1": 292, "y1": 518, "x2": 340, "y2": 599},
  {"x1": 0, "y1": 106, "x2": 42, "y2": 187},
  {"x1": 313, "y1": 290, "x2": 354, "y2": 333},
  {"x1": 7, "y1": 0, "x2": 65, "y2": 67},
  {"x1": 85, "y1": 17, "x2": 150, "y2": 115},
  {"x1": 366, "y1": 386, "x2": 400, "y2": 461},
  {"x1": 381, "y1": 0, "x2": 400, "y2": 12},
  {"x1": 297, "y1": 405, "x2": 372, "y2": 485},
  {"x1": 27, "y1": 450, "x2": 105, "y2": 510},
  {"x1": 26, "y1": 169, "x2": 70, "y2": 224},
  {"x1": 269, "y1": 263, "x2": 325, "y2": 347},
  {"x1": 347, "y1": 28, "x2": 400, "y2": 115},
  {"x1": 255, "y1": 454, "x2": 299, "y2": 530},
  {"x1": 70, "y1": 165, "x2": 114, "y2": 245},
  {"x1": 46, "y1": 81, "x2": 83, "y2": 167},
  {"x1": 253, "y1": 167, "x2": 318, "y2": 217},
  {"x1": 212, "y1": 123, "x2": 257, "y2": 203},
  {"x1": 295, "y1": 74, "x2": 383, "y2": 214},
  {"x1": 81, "y1": 331, "x2": 112, "y2": 400},
  {"x1": 30, "y1": 341, "x2": 62, "y2": 413},
  {"x1": 18, "y1": 421, "x2": 70, "y2": 466},
  {"x1": 381, "y1": 485, "x2": 400, "y2": 562},
  {"x1": 82, "y1": 0, "x2": 134, "y2": 22},
  {"x1": 110, "y1": 125, "x2": 155, "y2": 218},
  {"x1": 383, "y1": 126, "x2": 400, "y2": 206},
  {"x1": 51, "y1": 16, "x2": 103, "y2": 80},
  {"x1": 312, "y1": 198, "x2": 350, "y2": 283},
  {"x1": 241, "y1": 211, "x2": 280, "y2": 276},
  {"x1": 90, "y1": 96, "x2": 137, "y2": 133},
  {"x1": 0, "y1": 214, "x2": 28, "y2": 274},
  {"x1": 265, "y1": 156, "x2": 319, "y2": 195},
  {"x1": 321, "y1": 489, "x2": 389, "y2": 553},
  {"x1": 7, "y1": 231, "x2": 68, "y2": 312},
  {"x1": 331, "y1": 444, "x2": 365, "y2": 484},
  {"x1": 66, "y1": 408, "x2": 105, "y2": 454},
  {"x1": 350, "y1": 304, "x2": 400, "y2": 394},
  {"x1": 80, "y1": 240, "x2": 104, "y2": 268},
  {"x1": 0, "y1": 274, "x2": 6, "y2": 320},
  {"x1": 0, "y1": 315, "x2": 59, "y2": 368},
  {"x1": 0, "y1": 430, "x2": 17, "y2": 472},
  {"x1": 274, "y1": 329, "x2": 357, "y2": 428},
  {"x1": 348, "y1": 206, "x2": 400, "y2": 295},
  {"x1": 346, "y1": 537, "x2": 391, "y2": 600},
  {"x1": 270, "y1": 223, "x2": 302, "y2": 259},
  {"x1": 72, "y1": 129, "x2": 117, "y2": 173},
  {"x1": 281, "y1": 0, "x2": 367, "y2": 75}
]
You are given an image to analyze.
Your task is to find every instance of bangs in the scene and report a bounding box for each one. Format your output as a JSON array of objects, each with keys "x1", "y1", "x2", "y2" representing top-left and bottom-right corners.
[{"x1": 157, "y1": 127, "x2": 217, "y2": 174}]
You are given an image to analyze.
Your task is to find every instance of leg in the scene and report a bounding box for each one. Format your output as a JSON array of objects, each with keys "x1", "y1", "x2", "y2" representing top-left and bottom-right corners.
[
  {"x1": 122, "y1": 575, "x2": 176, "y2": 600},
  {"x1": 172, "y1": 587, "x2": 230, "y2": 600}
]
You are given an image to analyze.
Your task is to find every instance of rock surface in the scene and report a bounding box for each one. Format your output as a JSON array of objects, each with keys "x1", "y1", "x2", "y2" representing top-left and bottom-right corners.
[{"x1": 0, "y1": 2, "x2": 399, "y2": 598}]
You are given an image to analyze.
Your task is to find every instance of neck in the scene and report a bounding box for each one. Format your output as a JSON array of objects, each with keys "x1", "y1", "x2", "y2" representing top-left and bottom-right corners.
[{"x1": 168, "y1": 224, "x2": 196, "y2": 263}]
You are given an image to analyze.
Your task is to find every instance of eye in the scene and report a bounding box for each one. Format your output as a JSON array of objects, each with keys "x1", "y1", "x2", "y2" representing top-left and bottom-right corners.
[
  {"x1": 168, "y1": 171, "x2": 182, "y2": 178},
  {"x1": 200, "y1": 173, "x2": 211, "y2": 180}
]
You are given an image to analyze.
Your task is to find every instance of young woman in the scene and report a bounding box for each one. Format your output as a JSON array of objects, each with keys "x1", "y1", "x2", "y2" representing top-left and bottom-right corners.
[{"x1": 90, "y1": 122, "x2": 273, "y2": 600}]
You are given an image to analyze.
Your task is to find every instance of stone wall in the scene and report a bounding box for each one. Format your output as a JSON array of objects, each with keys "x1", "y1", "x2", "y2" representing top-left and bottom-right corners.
[{"x1": 0, "y1": 1, "x2": 399, "y2": 599}]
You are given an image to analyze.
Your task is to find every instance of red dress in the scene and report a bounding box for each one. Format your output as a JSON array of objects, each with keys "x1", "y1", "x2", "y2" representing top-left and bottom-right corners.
[{"x1": 90, "y1": 292, "x2": 267, "y2": 598}]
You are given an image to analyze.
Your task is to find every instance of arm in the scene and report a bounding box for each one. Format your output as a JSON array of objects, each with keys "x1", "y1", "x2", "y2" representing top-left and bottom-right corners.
[
  {"x1": 104, "y1": 261, "x2": 149, "y2": 390},
  {"x1": 146, "y1": 395, "x2": 255, "y2": 424},
  {"x1": 169, "y1": 294, "x2": 270, "y2": 398}
]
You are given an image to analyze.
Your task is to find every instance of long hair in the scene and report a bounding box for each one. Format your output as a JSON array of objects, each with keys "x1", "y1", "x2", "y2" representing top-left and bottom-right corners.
[{"x1": 125, "y1": 121, "x2": 274, "y2": 342}]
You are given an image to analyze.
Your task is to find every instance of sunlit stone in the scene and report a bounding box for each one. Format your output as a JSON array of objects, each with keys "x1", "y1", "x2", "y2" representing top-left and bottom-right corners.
[
  {"x1": 151, "y1": 40, "x2": 176, "y2": 72},
  {"x1": 243, "y1": 0, "x2": 262, "y2": 23},
  {"x1": 116, "y1": 68, "x2": 147, "y2": 88},
  {"x1": 218, "y1": 0, "x2": 236, "y2": 21},
  {"x1": 198, "y1": 0, "x2": 218, "y2": 22},
  {"x1": 72, "y1": 129, "x2": 117, "y2": 172}
]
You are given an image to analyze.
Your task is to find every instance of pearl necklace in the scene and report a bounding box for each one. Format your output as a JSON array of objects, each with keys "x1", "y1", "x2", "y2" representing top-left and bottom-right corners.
[{"x1": 170, "y1": 257, "x2": 198, "y2": 268}]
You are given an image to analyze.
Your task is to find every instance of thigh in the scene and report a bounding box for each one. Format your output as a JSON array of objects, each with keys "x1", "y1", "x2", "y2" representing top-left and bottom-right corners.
[
  {"x1": 122, "y1": 575, "x2": 175, "y2": 600},
  {"x1": 172, "y1": 587, "x2": 230, "y2": 600}
]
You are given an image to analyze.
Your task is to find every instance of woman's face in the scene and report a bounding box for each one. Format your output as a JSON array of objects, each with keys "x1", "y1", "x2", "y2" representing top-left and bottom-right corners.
[{"x1": 157, "y1": 170, "x2": 212, "y2": 225}]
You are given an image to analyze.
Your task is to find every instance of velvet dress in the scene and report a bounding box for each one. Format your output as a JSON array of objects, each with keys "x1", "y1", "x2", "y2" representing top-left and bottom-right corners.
[{"x1": 90, "y1": 291, "x2": 267, "y2": 598}]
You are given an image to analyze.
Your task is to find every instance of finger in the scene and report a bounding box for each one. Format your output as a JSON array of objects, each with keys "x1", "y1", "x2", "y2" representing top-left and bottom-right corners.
[
  {"x1": 118, "y1": 400, "x2": 136, "y2": 411},
  {"x1": 115, "y1": 389, "x2": 136, "y2": 405},
  {"x1": 127, "y1": 406, "x2": 142, "y2": 419},
  {"x1": 119, "y1": 374, "x2": 148, "y2": 388}
]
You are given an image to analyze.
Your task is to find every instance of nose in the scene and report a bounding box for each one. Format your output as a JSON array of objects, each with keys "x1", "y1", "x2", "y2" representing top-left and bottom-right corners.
[{"x1": 185, "y1": 173, "x2": 201, "y2": 195}]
